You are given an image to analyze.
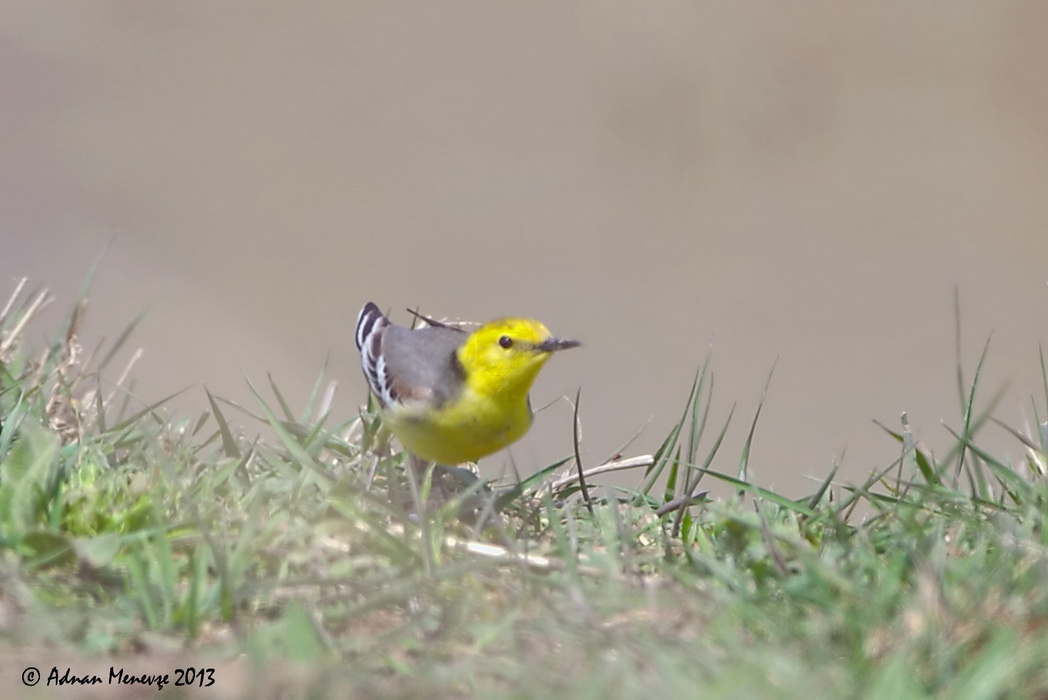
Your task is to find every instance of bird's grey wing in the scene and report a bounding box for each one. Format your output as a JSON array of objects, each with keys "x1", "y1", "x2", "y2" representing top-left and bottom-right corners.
[{"x1": 381, "y1": 325, "x2": 467, "y2": 407}]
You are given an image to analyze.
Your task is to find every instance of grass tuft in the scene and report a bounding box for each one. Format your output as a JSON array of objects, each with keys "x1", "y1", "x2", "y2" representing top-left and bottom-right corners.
[{"x1": 2, "y1": 281, "x2": 1048, "y2": 697}]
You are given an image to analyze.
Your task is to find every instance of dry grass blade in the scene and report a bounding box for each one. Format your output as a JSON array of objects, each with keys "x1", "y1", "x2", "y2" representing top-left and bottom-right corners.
[
  {"x1": 404, "y1": 306, "x2": 467, "y2": 331},
  {"x1": 44, "y1": 297, "x2": 88, "y2": 442},
  {"x1": 0, "y1": 287, "x2": 52, "y2": 357},
  {"x1": 102, "y1": 347, "x2": 144, "y2": 414},
  {"x1": 444, "y1": 535, "x2": 604, "y2": 578},
  {"x1": 0, "y1": 277, "x2": 28, "y2": 326},
  {"x1": 318, "y1": 379, "x2": 337, "y2": 422},
  {"x1": 550, "y1": 454, "x2": 654, "y2": 492}
]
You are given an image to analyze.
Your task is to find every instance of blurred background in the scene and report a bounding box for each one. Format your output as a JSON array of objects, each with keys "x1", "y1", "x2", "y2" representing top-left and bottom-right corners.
[{"x1": 3, "y1": 1, "x2": 1047, "y2": 495}]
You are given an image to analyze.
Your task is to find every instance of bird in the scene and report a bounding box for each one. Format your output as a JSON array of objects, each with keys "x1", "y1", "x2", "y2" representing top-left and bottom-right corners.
[{"x1": 354, "y1": 302, "x2": 580, "y2": 467}]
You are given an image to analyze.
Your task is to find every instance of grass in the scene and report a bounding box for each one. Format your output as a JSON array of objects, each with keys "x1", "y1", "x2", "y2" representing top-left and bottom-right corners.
[{"x1": 2, "y1": 279, "x2": 1048, "y2": 698}]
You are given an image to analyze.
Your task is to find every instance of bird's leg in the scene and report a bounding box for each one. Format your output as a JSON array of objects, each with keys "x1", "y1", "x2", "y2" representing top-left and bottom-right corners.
[
  {"x1": 405, "y1": 454, "x2": 465, "y2": 510},
  {"x1": 408, "y1": 457, "x2": 500, "y2": 527},
  {"x1": 405, "y1": 453, "x2": 429, "y2": 516},
  {"x1": 365, "y1": 429, "x2": 390, "y2": 491},
  {"x1": 403, "y1": 453, "x2": 436, "y2": 574}
]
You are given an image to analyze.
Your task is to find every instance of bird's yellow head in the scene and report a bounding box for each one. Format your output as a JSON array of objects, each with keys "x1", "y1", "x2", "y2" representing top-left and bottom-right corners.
[{"x1": 457, "y1": 318, "x2": 580, "y2": 400}]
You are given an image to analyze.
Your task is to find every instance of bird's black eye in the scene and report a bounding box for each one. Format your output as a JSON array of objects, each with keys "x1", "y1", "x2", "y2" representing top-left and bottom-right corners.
[{"x1": 498, "y1": 335, "x2": 513, "y2": 349}]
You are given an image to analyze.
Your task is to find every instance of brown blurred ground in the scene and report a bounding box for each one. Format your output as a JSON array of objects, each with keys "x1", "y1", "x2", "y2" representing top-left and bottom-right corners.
[{"x1": 3, "y1": 1, "x2": 1047, "y2": 493}]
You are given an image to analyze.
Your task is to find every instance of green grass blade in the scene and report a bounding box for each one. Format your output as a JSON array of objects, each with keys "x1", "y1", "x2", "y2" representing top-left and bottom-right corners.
[
  {"x1": 267, "y1": 372, "x2": 296, "y2": 423},
  {"x1": 106, "y1": 387, "x2": 191, "y2": 435},
  {"x1": 0, "y1": 421, "x2": 59, "y2": 534},
  {"x1": 205, "y1": 388, "x2": 241, "y2": 459},
  {"x1": 806, "y1": 458, "x2": 839, "y2": 510},
  {"x1": 96, "y1": 307, "x2": 150, "y2": 374},
  {"x1": 299, "y1": 356, "x2": 331, "y2": 423},
  {"x1": 634, "y1": 367, "x2": 701, "y2": 502},
  {"x1": 954, "y1": 334, "x2": 993, "y2": 487},
  {"x1": 873, "y1": 419, "x2": 939, "y2": 486},
  {"x1": 497, "y1": 456, "x2": 572, "y2": 511},
  {"x1": 246, "y1": 377, "x2": 333, "y2": 489},
  {"x1": 738, "y1": 360, "x2": 776, "y2": 492},
  {"x1": 942, "y1": 424, "x2": 1030, "y2": 504}
]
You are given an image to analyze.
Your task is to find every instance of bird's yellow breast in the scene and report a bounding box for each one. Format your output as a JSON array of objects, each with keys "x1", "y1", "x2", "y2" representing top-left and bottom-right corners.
[{"x1": 382, "y1": 385, "x2": 532, "y2": 465}]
